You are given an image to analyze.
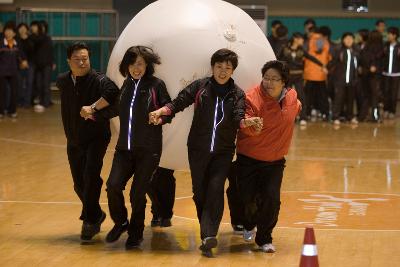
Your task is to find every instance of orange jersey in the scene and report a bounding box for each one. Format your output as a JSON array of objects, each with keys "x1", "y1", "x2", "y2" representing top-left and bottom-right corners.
[{"x1": 303, "y1": 33, "x2": 331, "y2": 81}]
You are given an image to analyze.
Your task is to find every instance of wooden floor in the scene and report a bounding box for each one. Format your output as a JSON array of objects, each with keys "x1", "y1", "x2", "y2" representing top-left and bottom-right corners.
[{"x1": 1, "y1": 105, "x2": 400, "y2": 267}]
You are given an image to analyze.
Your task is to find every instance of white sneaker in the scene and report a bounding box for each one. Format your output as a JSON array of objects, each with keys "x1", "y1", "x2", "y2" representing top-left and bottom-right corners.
[
  {"x1": 259, "y1": 243, "x2": 276, "y2": 253},
  {"x1": 243, "y1": 229, "x2": 254, "y2": 242},
  {"x1": 299, "y1": 120, "x2": 307, "y2": 126},
  {"x1": 351, "y1": 118, "x2": 358, "y2": 124},
  {"x1": 383, "y1": 111, "x2": 389, "y2": 119},
  {"x1": 333, "y1": 119, "x2": 341, "y2": 125},
  {"x1": 311, "y1": 109, "x2": 317, "y2": 117},
  {"x1": 34, "y1": 104, "x2": 45, "y2": 113}
]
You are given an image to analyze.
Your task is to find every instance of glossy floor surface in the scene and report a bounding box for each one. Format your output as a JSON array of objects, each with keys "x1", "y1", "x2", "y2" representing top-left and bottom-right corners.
[{"x1": 0, "y1": 106, "x2": 399, "y2": 266}]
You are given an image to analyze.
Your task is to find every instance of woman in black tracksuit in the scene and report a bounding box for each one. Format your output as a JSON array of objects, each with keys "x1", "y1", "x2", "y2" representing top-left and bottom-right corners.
[
  {"x1": 104, "y1": 46, "x2": 172, "y2": 249},
  {"x1": 330, "y1": 32, "x2": 359, "y2": 124},
  {"x1": 149, "y1": 49, "x2": 259, "y2": 257}
]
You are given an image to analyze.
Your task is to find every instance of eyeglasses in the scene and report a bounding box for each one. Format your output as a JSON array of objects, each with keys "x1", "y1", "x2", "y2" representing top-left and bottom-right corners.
[
  {"x1": 71, "y1": 57, "x2": 89, "y2": 64},
  {"x1": 263, "y1": 77, "x2": 282, "y2": 83}
]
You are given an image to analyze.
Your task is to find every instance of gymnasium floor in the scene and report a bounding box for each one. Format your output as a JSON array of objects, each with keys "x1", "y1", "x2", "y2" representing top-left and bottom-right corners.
[{"x1": 0, "y1": 105, "x2": 399, "y2": 267}]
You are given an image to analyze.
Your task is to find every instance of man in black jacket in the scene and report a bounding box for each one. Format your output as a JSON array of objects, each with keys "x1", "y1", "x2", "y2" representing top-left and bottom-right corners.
[{"x1": 56, "y1": 42, "x2": 119, "y2": 241}]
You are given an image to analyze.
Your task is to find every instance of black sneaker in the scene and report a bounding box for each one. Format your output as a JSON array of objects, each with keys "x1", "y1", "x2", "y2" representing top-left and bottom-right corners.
[
  {"x1": 151, "y1": 216, "x2": 161, "y2": 227},
  {"x1": 125, "y1": 236, "x2": 143, "y2": 250},
  {"x1": 80, "y1": 210, "x2": 106, "y2": 241},
  {"x1": 232, "y1": 224, "x2": 244, "y2": 234},
  {"x1": 160, "y1": 218, "x2": 172, "y2": 227},
  {"x1": 199, "y1": 236, "x2": 217, "y2": 257},
  {"x1": 106, "y1": 221, "x2": 129, "y2": 243}
]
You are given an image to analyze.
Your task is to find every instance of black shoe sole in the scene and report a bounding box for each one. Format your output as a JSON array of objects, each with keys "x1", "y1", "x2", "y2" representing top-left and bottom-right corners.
[
  {"x1": 199, "y1": 237, "x2": 218, "y2": 254},
  {"x1": 125, "y1": 238, "x2": 143, "y2": 250}
]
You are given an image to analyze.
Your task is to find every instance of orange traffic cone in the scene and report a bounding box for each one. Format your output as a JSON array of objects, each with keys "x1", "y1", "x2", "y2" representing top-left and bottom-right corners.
[{"x1": 299, "y1": 227, "x2": 319, "y2": 267}]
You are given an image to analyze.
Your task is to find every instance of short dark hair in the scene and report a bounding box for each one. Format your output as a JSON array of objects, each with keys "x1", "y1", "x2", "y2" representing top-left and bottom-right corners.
[
  {"x1": 304, "y1": 18, "x2": 316, "y2": 26},
  {"x1": 358, "y1": 29, "x2": 369, "y2": 42},
  {"x1": 261, "y1": 60, "x2": 289, "y2": 86},
  {"x1": 276, "y1": 25, "x2": 288, "y2": 39},
  {"x1": 3, "y1": 21, "x2": 16, "y2": 32},
  {"x1": 210, "y1": 48, "x2": 238, "y2": 70},
  {"x1": 67, "y1": 42, "x2": 91, "y2": 59},
  {"x1": 320, "y1": 26, "x2": 332, "y2": 39},
  {"x1": 119, "y1": 46, "x2": 161, "y2": 77},
  {"x1": 17, "y1": 22, "x2": 29, "y2": 32},
  {"x1": 375, "y1": 19, "x2": 385, "y2": 26},
  {"x1": 388, "y1": 26, "x2": 399, "y2": 38},
  {"x1": 271, "y1": 20, "x2": 282, "y2": 28},
  {"x1": 341, "y1": 32, "x2": 355, "y2": 46}
]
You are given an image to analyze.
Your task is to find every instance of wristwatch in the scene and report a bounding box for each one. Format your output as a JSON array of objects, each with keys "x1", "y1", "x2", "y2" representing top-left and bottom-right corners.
[{"x1": 91, "y1": 103, "x2": 98, "y2": 112}]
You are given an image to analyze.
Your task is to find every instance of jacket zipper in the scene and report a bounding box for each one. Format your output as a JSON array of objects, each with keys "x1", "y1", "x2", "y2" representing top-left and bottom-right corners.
[
  {"x1": 127, "y1": 79, "x2": 140, "y2": 150},
  {"x1": 210, "y1": 90, "x2": 233, "y2": 152}
]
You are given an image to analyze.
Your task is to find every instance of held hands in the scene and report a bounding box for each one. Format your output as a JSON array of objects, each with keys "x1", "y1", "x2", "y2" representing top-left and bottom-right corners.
[
  {"x1": 149, "y1": 108, "x2": 164, "y2": 125},
  {"x1": 80, "y1": 106, "x2": 94, "y2": 120},
  {"x1": 244, "y1": 117, "x2": 263, "y2": 133}
]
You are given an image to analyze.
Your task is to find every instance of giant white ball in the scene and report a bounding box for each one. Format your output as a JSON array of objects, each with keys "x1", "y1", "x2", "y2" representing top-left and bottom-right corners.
[{"x1": 107, "y1": 0, "x2": 275, "y2": 170}]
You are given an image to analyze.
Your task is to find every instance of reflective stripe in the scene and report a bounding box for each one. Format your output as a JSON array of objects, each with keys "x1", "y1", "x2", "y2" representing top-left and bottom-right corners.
[
  {"x1": 302, "y1": 244, "x2": 318, "y2": 256},
  {"x1": 127, "y1": 79, "x2": 140, "y2": 150},
  {"x1": 210, "y1": 97, "x2": 219, "y2": 152},
  {"x1": 345, "y1": 49, "x2": 351, "y2": 84},
  {"x1": 389, "y1": 45, "x2": 394, "y2": 74}
]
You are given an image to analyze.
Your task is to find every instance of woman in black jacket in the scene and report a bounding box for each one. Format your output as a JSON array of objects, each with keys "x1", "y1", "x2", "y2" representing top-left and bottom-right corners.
[
  {"x1": 104, "y1": 46, "x2": 172, "y2": 249},
  {"x1": 149, "y1": 48, "x2": 261, "y2": 257}
]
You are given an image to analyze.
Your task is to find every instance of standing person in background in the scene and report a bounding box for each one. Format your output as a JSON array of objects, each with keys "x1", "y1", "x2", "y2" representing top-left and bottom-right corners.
[
  {"x1": 303, "y1": 27, "x2": 331, "y2": 121},
  {"x1": 16, "y1": 23, "x2": 35, "y2": 109},
  {"x1": 320, "y1": 26, "x2": 338, "y2": 104},
  {"x1": 278, "y1": 32, "x2": 325, "y2": 126},
  {"x1": 267, "y1": 20, "x2": 283, "y2": 55},
  {"x1": 375, "y1": 19, "x2": 387, "y2": 42},
  {"x1": 33, "y1": 20, "x2": 55, "y2": 113},
  {"x1": 359, "y1": 30, "x2": 384, "y2": 122},
  {"x1": 303, "y1": 18, "x2": 316, "y2": 41},
  {"x1": 271, "y1": 24, "x2": 289, "y2": 57},
  {"x1": 355, "y1": 29, "x2": 369, "y2": 120},
  {"x1": 148, "y1": 167, "x2": 176, "y2": 228},
  {"x1": 382, "y1": 26, "x2": 400, "y2": 119},
  {"x1": 330, "y1": 32, "x2": 359, "y2": 125},
  {"x1": 0, "y1": 22, "x2": 27, "y2": 119},
  {"x1": 56, "y1": 42, "x2": 119, "y2": 241},
  {"x1": 237, "y1": 60, "x2": 300, "y2": 253}
]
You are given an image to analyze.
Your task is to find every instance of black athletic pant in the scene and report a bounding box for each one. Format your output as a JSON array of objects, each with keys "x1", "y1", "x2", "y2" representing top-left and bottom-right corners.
[
  {"x1": 148, "y1": 167, "x2": 176, "y2": 219},
  {"x1": 304, "y1": 80, "x2": 329, "y2": 117},
  {"x1": 226, "y1": 161, "x2": 245, "y2": 226},
  {"x1": 237, "y1": 154, "x2": 285, "y2": 246},
  {"x1": 383, "y1": 76, "x2": 400, "y2": 114},
  {"x1": 106, "y1": 148, "x2": 160, "y2": 240},
  {"x1": 289, "y1": 75, "x2": 307, "y2": 120},
  {"x1": 67, "y1": 135, "x2": 110, "y2": 225},
  {"x1": 0, "y1": 75, "x2": 18, "y2": 115},
  {"x1": 332, "y1": 83, "x2": 356, "y2": 120},
  {"x1": 188, "y1": 149, "x2": 233, "y2": 240}
]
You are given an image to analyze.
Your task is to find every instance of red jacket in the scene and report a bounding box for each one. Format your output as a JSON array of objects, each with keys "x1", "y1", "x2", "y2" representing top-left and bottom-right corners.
[{"x1": 237, "y1": 85, "x2": 300, "y2": 162}]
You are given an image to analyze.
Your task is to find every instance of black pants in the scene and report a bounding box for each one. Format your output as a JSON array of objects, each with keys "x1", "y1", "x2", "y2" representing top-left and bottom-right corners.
[
  {"x1": 237, "y1": 154, "x2": 285, "y2": 246},
  {"x1": 332, "y1": 83, "x2": 356, "y2": 120},
  {"x1": 148, "y1": 167, "x2": 176, "y2": 219},
  {"x1": 67, "y1": 135, "x2": 110, "y2": 224},
  {"x1": 226, "y1": 161, "x2": 245, "y2": 226},
  {"x1": 188, "y1": 149, "x2": 233, "y2": 239},
  {"x1": 106, "y1": 148, "x2": 160, "y2": 239},
  {"x1": 359, "y1": 74, "x2": 382, "y2": 121},
  {"x1": 383, "y1": 76, "x2": 400, "y2": 114},
  {"x1": 288, "y1": 75, "x2": 307, "y2": 120},
  {"x1": 34, "y1": 65, "x2": 52, "y2": 107},
  {"x1": 304, "y1": 80, "x2": 329, "y2": 117},
  {"x1": 0, "y1": 75, "x2": 18, "y2": 115}
]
